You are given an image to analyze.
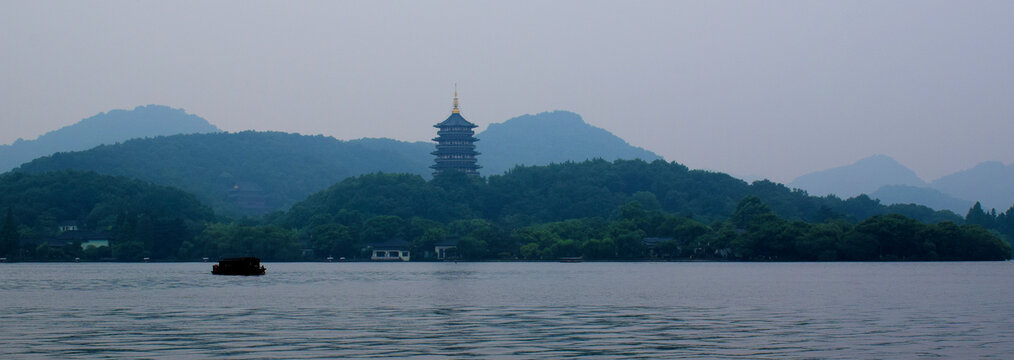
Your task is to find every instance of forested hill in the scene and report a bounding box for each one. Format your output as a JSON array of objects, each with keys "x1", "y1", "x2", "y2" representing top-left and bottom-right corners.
[
  {"x1": 12, "y1": 110, "x2": 663, "y2": 217},
  {"x1": 476, "y1": 111, "x2": 661, "y2": 175},
  {"x1": 276, "y1": 159, "x2": 1007, "y2": 262},
  {"x1": 8, "y1": 109, "x2": 666, "y2": 216},
  {"x1": 284, "y1": 159, "x2": 961, "y2": 229},
  {"x1": 15, "y1": 132, "x2": 432, "y2": 217},
  {"x1": 3, "y1": 161, "x2": 1004, "y2": 262},
  {"x1": 0, "y1": 105, "x2": 220, "y2": 172},
  {"x1": 0, "y1": 171, "x2": 215, "y2": 260}
]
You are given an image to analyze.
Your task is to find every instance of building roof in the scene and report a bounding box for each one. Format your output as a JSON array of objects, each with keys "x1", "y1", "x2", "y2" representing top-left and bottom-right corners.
[{"x1": 435, "y1": 112, "x2": 477, "y2": 128}]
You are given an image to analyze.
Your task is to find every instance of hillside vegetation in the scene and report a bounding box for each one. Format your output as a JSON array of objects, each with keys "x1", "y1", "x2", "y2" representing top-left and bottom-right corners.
[
  {"x1": 2, "y1": 160, "x2": 1008, "y2": 262},
  {"x1": 273, "y1": 159, "x2": 1005, "y2": 262},
  {"x1": 0, "y1": 171, "x2": 215, "y2": 260},
  {"x1": 285, "y1": 159, "x2": 961, "y2": 228},
  {"x1": 16, "y1": 132, "x2": 432, "y2": 216},
  {"x1": 15, "y1": 111, "x2": 665, "y2": 217}
]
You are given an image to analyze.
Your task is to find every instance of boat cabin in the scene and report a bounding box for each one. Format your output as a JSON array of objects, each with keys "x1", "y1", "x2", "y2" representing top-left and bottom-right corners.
[{"x1": 212, "y1": 257, "x2": 266, "y2": 275}]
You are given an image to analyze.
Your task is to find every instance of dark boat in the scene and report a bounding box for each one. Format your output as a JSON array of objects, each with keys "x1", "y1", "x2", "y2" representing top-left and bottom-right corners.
[{"x1": 212, "y1": 257, "x2": 266, "y2": 276}]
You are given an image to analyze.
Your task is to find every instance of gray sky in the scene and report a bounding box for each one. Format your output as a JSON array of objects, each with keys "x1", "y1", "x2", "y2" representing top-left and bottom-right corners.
[{"x1": 2, "y1": 0, "x2": 1012, "y2": 183}]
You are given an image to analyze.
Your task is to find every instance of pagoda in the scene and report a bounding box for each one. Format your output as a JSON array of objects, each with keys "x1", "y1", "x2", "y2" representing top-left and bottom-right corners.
[{"x1": 431, "y1": 88, "x2": 481, "y2": 176}]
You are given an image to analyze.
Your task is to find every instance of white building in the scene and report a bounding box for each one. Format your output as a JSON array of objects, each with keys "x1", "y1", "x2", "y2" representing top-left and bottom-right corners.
[{"x1": 369, "y1": 238, "x2": 411, "y2": 261}]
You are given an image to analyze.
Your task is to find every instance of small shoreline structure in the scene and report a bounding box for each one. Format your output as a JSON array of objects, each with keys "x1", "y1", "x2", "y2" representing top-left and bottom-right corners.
[{"x1": 212, "y1": 257, "x2": 266, "y2": 276}]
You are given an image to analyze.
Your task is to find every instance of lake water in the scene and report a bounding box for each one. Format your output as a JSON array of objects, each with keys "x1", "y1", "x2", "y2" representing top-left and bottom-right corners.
[{"x1": 1, "y1": 262, "x2": 1012, "y2": 359}]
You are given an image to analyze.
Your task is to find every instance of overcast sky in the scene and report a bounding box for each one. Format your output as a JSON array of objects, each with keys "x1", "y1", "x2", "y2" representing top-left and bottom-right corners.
[{"x1": 2, "y1": 1, "x2": 1012, "y2": 183}]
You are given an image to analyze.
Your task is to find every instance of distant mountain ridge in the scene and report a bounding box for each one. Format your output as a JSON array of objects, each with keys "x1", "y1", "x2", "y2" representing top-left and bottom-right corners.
[
  {"x1": 14, "y1": 109, "x2": 664, "y2": 215},
  {"x1": 789, "y1": 154, "x2": 927, "y2": 198},
  {"x1": 870, "y1": 184, "x2": 973, "y2": 214},
  {"x1": 13, "y1": 105, "x2": 1011, "y2": 216},
  {"x1": 476, "y1": 111, "x2": 662, "y2": 175},
  {"x1": 791, "y1": 155, "x2": 1013, "y2": 214},
  {"x1": 931, "y1": 161, "x2": 1014, "y2": 212},
  {"x1": 0, "y1": 105, "x2": 220, "y2": 172}
]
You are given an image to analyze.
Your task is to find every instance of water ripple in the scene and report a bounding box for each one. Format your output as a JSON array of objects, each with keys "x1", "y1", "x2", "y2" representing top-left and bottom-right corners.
[{"x1": 2, "y1": 262, "x2": 1013, "y2": 358}]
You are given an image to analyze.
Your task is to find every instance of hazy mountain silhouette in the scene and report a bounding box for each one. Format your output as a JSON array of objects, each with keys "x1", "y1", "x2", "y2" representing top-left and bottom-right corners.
[
  {"x1": 14, "y1": 109, "x2": 662, "y2": 215},
  {"x1": 789, "y1": 154, "x2": 927, "y2": 198},
  {"x1": 0, "y1": 105, "x2": 220, "y2": 172},
  {"x1": 791, "y1": 155, "x2": 1014, "y2": 214},
  {"x1": 16, "y1": 129, "x2": 962, "y2": 226},
  {"x1": 930, "y1": 161, "x2": 1014, "y2": 211},
  {"x1": 475, "y1": 111, "x2": 661, "y2": 175},
  {"x1": 353, "y1": 137, "x2": 432, "y2": 168},
  {"x1": 16, "y1": 132, "x2": 431, "y2": 216},
  {"x1": 870, "y1": 184, "x2": 973, "y2": 214}
]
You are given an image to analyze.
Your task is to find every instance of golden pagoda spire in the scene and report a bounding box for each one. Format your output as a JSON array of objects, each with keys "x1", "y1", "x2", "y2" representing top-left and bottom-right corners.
[{"x1": 452, "y1": 83, "x2": 460, "y2": 114}]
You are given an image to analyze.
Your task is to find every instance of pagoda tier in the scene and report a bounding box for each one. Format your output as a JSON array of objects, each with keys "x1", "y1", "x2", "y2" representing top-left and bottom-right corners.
[
  {"x1": 431, "y1": 91, "x2": 481, "y2": 176},
  {"x1": 432, "y1": 134, "x2": 479, "y2": 142},
  {"x1": 432, "y1": 145, "x2": 479, "y2": 153}
]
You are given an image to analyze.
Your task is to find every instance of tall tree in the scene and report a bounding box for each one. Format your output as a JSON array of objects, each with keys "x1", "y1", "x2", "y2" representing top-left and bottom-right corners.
[
  {"x1": 997, "y1": 205, "x2": 1014, "y2": 239},
  {"x1": 966, "y1": 201, "x2": 995, "y2": 228}
]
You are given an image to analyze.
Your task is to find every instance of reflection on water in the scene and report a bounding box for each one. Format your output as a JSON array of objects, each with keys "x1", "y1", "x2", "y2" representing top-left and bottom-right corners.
[{"x1": 1, "y1": 262, "x2": 1012, "y2": 358}]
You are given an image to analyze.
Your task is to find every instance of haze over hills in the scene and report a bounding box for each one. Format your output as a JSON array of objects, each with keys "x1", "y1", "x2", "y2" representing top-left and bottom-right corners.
[
  {"x1": 8, "y1": 106, "x2": 1001, "y2": 263},
  {"x1": 0, "y1": 105, "x2": 220, "y2": 172},
  {"x1": 931, "y1": 162, "x2": 1014, "y2": 212},
  {"x1": 12, "y1": 107, "x2": 665, "y2": 215},
  {"x1": 351, "y1": 137, "x2": 432, "y2": 167},
  {"x1": 790, "y1": 154, "x2": 1013, "y2": 214},
  {"x1": 789, "y1": 155, "x2": 927, "y2": 198},
  {"x1": 15, "y1": 105, "x2": 1007, "y2": 217},
  {"x1": 870, "y1": 185, "x2": 973, "y2": 215},
  {"x1": 320, "y1": 110, "x2": 666, "y2": 179},
  {"x1": 475, "y1": 111, "x2": 662, "y2": 175}
]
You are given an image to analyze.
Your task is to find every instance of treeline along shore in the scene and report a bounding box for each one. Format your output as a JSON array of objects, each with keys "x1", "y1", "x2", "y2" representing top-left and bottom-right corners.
[{"x1": 1, "y1": 160, "x2": 1011, "y2": 262}]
